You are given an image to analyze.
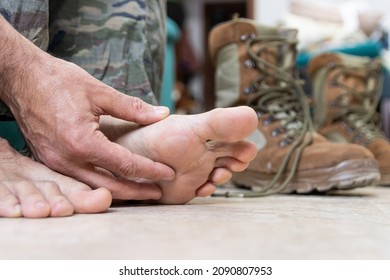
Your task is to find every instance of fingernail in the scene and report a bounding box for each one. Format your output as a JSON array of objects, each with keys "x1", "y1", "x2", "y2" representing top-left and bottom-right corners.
[{"x1": 154, "y1": 106, "x2": 170, "y2": 116}]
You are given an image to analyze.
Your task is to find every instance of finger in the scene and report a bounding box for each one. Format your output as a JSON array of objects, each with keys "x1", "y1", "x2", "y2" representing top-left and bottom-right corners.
[
  {"x1": 37, "y1": 181, "x2": 74, "y2": 217},
  {"x1": 86, "y1": 133, "x2": 175, "y2": 181},
  {"x1": 11, "y1": 181, "x2": 51, "y2": 218},
  {"x1": 0, "y1": 182, "x2": 22, "y2": 217},
  {"x1": 95, "y1": 89, "x2": 170, "y2": 124},
  {"x1": 68, "y1": 164, "x2": 163, "y2": 200}
]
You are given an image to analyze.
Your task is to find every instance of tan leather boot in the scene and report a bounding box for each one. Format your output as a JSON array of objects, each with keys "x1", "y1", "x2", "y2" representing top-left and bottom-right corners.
[
  {"x1": 309, "y1": 52, "x2": 390, "y2": 185},
  {"x1": 209, "y1": 18, "x2": 380, "y2": 196}
]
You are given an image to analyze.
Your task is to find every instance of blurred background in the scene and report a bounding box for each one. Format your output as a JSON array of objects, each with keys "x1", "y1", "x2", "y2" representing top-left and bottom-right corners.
[{"x1": 163, "y1": 0, "x2": 390, "y2": 135}]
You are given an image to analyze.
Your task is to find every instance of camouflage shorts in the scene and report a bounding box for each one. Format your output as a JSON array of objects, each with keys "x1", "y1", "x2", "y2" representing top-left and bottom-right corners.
[{"x1": 0, "y1": 0, "x2": 166, "y2": 117}]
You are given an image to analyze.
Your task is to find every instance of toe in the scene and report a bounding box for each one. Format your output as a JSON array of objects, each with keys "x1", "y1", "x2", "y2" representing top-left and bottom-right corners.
[
  {"x1": 215, "y1": 157, "x2": 250, "y2": 172},
  {"x1": 196, "y1": 182, "x2": 217, "y2": 197},
  {"x1": 12, "y1": 181, "x2": 51, "y2": 218},
  {"x1": 206, "y1": 140, "x2": 257, "y2": 162},
  {"x1": 197, "y1": 106, "x2": 258, "y2": 142},
  {"x1": 209, "y1": 168, "x2": 232, "y2": 185},
  {"x1": 61, "y1": 184, "x2": 112, "y2": 214},
  {"x1": 37, "y1": 181, "x2": 74, "y2": 217},
  {"x1": 0, "y1": 183, "x2": 22, "y2": 217}
]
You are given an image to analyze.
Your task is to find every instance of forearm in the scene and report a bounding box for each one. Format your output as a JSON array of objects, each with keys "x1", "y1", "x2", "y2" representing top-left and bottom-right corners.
[{"x1": 0, "y1": 16, "x2": 46, "y2": 109}]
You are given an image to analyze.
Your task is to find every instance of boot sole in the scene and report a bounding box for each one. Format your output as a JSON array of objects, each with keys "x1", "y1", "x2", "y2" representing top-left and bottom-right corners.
[
  {"x1": 232, "y1": 158, "x2": 380, "y2": 194},
  {"x1": 378, "y1": 174, "x2": 390, "y2": 185}
]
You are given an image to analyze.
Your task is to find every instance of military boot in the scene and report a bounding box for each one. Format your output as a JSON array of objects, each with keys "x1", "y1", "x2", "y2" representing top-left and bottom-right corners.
[
  {"x1": 309, "y1": 52, "x2": 390, "y2": 185},
  {"x1": 209, "y1": 18, "x2": 380, "y2": 196}
]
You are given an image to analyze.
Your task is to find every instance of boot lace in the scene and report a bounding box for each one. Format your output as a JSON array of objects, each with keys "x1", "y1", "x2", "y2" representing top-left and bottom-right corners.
[
  {"x1": 220, "y1": 35, "x2": 315, "y2": 197},
  {"x1": 327, "y1": 62, "x2": 385, "y2": 145}
]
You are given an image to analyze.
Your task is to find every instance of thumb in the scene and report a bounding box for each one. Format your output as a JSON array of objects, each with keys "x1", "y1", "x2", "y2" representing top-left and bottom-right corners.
[{"x1": 95, "y1": 87, "x2": 170, "y2": 124}]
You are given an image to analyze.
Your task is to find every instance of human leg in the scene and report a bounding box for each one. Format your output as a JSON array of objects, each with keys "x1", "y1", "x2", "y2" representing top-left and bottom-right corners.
[{"x1": 48, "y1": 0, "x2": 163, "y2": 105}]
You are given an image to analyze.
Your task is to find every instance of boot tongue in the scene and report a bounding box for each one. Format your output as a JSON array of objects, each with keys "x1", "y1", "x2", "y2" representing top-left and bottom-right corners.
[{"x1": 277, "y1": 28, "x2": 299, "y2": 72}]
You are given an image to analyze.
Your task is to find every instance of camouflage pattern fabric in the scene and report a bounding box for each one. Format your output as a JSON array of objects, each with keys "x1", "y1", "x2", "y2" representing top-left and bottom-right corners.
[
  {"x1": 0, "y1": 0, "x2": 49, "y2": 49},
  {"x1": 48, "y1": 0, "x2": 166, "y2": 105},
  {"x1": 0, "y1": 0, "x2": 166, "y2": 117}
]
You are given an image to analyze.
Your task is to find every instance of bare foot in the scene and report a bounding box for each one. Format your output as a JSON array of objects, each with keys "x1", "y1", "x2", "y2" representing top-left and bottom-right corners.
[
  {"x1": 0, "y1": 139, "x2": 112, "y2": 218},
  {"x1": 101, "y1": 106, "x2": 258, "y2": 204}
]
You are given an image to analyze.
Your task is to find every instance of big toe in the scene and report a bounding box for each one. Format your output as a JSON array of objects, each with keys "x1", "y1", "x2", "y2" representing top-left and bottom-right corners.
[
  {"x1": 199, "y1": 106, "x2": 258, "y2": 142},
  {"x1": 62, "y1": 185, "x2": 112, "y2": 214}
]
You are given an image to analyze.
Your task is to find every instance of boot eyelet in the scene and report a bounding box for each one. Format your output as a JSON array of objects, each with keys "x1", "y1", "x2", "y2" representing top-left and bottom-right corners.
[
  {"x1": 352, "y1": 133, "x2": 362, "y2": 143},
  {"x1": 253, "y1": 81, "x2": 261, "y2": 88},
  {"x1": 330, "y1": 79, "x2": 337, "y2": 87},
  {"x1": 279, "y1": 134, "x2": 294, "y2": 147},
  {"x1": 244, "y1": 86, "x2": 255, "y2": 95},
  {"x1": 255, "y1": 110, "x2": 264, "y2": 117},
  {"x1": 279, "y1": 140, "x2": 287, "y2": 147},
  {"x1": 271, "y1": 128, "x2": 280, "y2": 137},
  {"x1": 240, "y1": 34, "x2": 247, "y2": 41},
  {"x1": 279, "y1": 137, "x2": 293, "y2": 147},
  {"x1": 262, "y1": 119, "x2": 271, "y2": 126},
  {"x1": 263, "y1": 116, "x2": 276, "y2": 126},
  {"x1": 262, "y1": 115, "x2": 274, "y2": 126},
  {"x1": 327, "y1": 62, "x2": 336, "y2": 69},
  {"x1": 243, "y1": 59, "x2": 255, "y2": 68},
  {"x1": 240, "y1": 33, "x2": 256, "y2": 42}
]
